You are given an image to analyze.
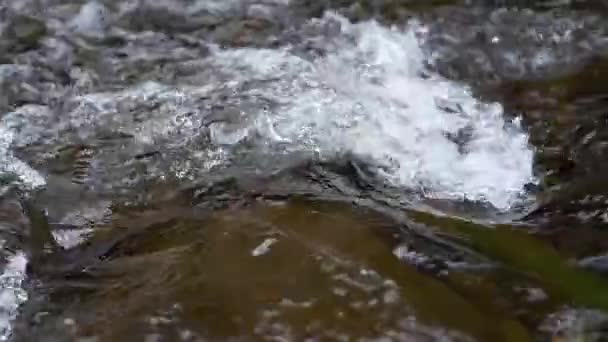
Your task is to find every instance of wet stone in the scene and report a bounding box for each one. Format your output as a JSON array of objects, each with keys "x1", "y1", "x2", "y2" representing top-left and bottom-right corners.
[
  {"x1": 0, "y1": 64, "x2": 41, "y2": 111},
  {"x1": 539, "y1": 308, "x2": 608, "y2": 342},
  {"x1": 1, "y1": 14, "x2": 47, "y2": 53},
  {"x1": 2, "y1": 0, "x2": 608, "y2": 341},
  {"x1": 578, "y1": 254, "x2": 608, "y2": 274},
  {"x1": 115, "y1": 0, "x2": 241, "y2": 33},
  {"x1": 12, "y1": 199, "x2": 546, "y2": 341},
  {"x1": 514, "y1": 286, "x2": 549, "y2": 303}
]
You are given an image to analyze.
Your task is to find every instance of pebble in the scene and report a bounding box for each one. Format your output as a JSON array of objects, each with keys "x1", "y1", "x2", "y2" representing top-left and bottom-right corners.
[{"x1": 251, "y1": 238, "x2": 278, "y2": 256}]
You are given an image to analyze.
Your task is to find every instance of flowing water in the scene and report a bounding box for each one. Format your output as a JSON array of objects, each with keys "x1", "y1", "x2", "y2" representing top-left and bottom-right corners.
[{"x1": 2, "y1": 0, "x2": 608, "y2": 341}]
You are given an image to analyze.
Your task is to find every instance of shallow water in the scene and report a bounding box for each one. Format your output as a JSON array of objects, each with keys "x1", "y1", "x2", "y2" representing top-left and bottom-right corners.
[{"x1": 2, "y1": 0, "x2": 608, "y2": 341}]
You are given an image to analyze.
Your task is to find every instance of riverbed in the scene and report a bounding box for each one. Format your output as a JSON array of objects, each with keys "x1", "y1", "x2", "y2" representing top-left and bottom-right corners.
[{"x1": 2, "y1": 0, "x2": 608, "y2": 341}]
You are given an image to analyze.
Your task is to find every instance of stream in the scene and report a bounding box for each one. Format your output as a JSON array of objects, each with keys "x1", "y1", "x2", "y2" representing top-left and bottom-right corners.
[{"x1": 2, "y1": 0, "x2": 608, "y2": 341}]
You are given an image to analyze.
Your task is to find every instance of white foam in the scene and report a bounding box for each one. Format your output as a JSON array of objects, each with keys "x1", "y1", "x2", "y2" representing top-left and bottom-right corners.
[
  {"x1": 52, "y1": 229, "x2": 94, "y2": 249},
  {"x1": 0, "y1": 14, "x2": 535, "y2": 209},
  {"x1": 0, "y1": 106, "x2": 47, "y2": 189},
  {"x1": 186, "y1": 0, "x2": 243, "y2": 16},
  {"x1": 208, "y1": 14, "x2": 536, "y2": 210},
  {"x1": 0, "y1": 252, "x2": 28, "y2": 341},
  {"x1": 69, "y1": 1, "x2": 111, "y2": 36}
]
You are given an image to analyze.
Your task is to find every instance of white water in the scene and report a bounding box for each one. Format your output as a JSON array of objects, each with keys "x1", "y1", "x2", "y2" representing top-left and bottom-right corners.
[
  {"x1": 0, "y1": 77, "x2": 42, "y2": 341},
  {"x1": 208, "y1": 14, "x2": 536, "y2": 209},
  {"x1": 0, "y1": 14, "x2": 536, "y2": 210},
  {"x1": 0, "y1": 105, "x2": 46, "y2": 190},
  {"x1": 0, "y1": 252, "x2": 28, "y2": 341},
  {"x1": 0, "y1": 14, "x2": 535, "y2": 211},
  {"x1": 69, "y1": 1, "x2": 111, "y2": 36}
]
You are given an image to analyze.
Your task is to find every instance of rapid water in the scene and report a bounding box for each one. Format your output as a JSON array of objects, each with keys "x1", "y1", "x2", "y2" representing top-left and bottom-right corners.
[
  {"x1": 2, "y1": 0, "x2": 608, "y2": 341},
  {"x1": 0, "y1": 11, "x2": 530, "y2": 339},
  {"x1": 0, "y1": 253, "x2": 26, "y2": 341},
  {"x1": 2, "y1": 13, "x2": 536, "y2": 209},
  {"x1": 208, "y1": 14, "x2": 536, "y2": 209}
]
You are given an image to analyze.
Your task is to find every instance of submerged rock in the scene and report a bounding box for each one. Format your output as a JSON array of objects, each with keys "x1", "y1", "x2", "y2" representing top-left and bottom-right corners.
[
  {"x1": 578, "y1": 254, "x2": 608, "y2": 274},
  {"x1": 539, "y1": 308, "x2": 608, "y2": 342},
  {"x1": 13, "y1": 199, "x2": 538, "y2": 341},
  {"x1": 2, "y1": 0, "x2": 608, "y2": 341}
]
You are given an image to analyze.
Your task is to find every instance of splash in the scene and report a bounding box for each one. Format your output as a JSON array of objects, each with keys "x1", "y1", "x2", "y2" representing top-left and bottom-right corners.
[
  {"x1": 0, "y1": 252, "x2": 28, "y2": 341},
  {"x1": 0, "y1": 14, "x2": 536, "y2": 210},
  {"x1": 0, "y1": 105, "x2": 46, "y2": 190},
  {"x1": 208, "y1": 14, "x2": 536, "y2": 209}
]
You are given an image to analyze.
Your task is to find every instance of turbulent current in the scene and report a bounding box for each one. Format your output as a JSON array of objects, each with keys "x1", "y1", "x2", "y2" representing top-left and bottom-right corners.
[
  {"x1": 2, "y1": 0, "x2": 608, "y2": 341},
  {"x1": 2, "y1": 13, "x2": 536, "y2": 208},
  {"x1": 209, "y1": 15, "x2": 535, "y2": 209}
]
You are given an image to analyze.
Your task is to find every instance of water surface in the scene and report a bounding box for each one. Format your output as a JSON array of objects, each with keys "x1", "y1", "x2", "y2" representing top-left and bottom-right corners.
[{"x1": 2, "y1": 0, "x2": 608, "y2": 341}]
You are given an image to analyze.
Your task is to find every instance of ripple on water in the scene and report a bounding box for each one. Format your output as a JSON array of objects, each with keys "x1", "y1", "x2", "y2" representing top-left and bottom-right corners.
[{"x1": 2, "y1": 3, "x2": 600, "y2": 340}]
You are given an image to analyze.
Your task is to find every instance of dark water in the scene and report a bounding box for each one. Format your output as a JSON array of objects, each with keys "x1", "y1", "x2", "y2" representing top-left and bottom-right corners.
[{"x1": 2, "y1": 0, "x2": 608, "y2": 341}]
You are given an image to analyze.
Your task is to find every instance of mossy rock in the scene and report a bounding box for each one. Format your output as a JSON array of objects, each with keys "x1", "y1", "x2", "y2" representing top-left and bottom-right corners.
[
  {"x1": 2, "y1": 14, "x2": 47, "y2": 53},
  {"x1": 408, "y1": 210, "x2": 608, "y2": 311},
  {"x1": 0, "y1": 172, "x2": 20, "y2": 186}
]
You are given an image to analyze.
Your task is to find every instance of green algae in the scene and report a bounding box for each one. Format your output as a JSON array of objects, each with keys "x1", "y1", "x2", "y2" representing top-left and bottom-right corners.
[{"x1": 408, "y1": 210, "x2": 608, "y2": 311}]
